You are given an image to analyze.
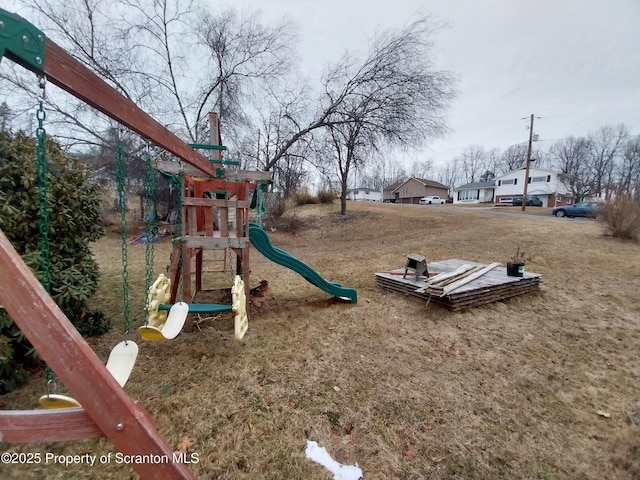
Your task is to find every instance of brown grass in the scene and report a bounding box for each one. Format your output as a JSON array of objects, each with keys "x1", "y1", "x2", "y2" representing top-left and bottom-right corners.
[
  {"x1": 292, "y1": 189, "x2": 319, "y2": 206},
  {"x1": 1, "y1": 202, "x2": 639, "y2": 479}
]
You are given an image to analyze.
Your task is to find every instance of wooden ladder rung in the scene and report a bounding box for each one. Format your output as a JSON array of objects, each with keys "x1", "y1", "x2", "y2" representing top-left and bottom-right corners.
[{"x1": 182, "y1": 236, "x2": 249, "y2": 249}]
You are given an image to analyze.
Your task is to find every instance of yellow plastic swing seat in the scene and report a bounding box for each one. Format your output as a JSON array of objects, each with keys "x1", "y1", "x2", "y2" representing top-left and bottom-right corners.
[
  {"x1": 38, "y1": 394, "x2": 81, "y2": 409},
  {"x1": 138, "y1": 325, "x2": 166, "y2": 341},
  {"x1": 138, "y1": 301, "x2": 189, "y2": 341}
]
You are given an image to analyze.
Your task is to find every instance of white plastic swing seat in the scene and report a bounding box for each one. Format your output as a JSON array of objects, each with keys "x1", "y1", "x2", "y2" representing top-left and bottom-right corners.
[
  {"x1": 232, "y1": 275, "x2": 248, "y2": 341},
  {"x1": 138, "y1": 301, "x2": 189, "y2": 341},
  {"x1": 105, "y1": 340, "x2": 139, "y2": 387},
  {"x1": 38, "y1": 394, "x2": 82, "y2": 409}
]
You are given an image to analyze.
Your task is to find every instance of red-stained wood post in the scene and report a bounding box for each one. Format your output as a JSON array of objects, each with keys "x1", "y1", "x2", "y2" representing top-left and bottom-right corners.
[{"x1": 0, "y1": 230, "x2": 195, "y2": 480}]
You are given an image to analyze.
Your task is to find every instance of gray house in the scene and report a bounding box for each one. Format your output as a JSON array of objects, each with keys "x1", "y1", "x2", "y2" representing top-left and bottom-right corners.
[{"x1": 453, "y1": 181, "x2": 495, "y2": 204}]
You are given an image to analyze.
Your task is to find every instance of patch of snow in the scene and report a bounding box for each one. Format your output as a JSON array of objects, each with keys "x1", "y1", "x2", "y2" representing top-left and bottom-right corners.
[{"x1": 305, "y1": 440, "x2": 363, "y2": 480}]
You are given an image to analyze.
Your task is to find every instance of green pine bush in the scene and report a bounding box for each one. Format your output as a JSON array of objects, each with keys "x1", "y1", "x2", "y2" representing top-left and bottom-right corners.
[{"x1": 0, "y1": 131, "x2": 107, "y2": 393}]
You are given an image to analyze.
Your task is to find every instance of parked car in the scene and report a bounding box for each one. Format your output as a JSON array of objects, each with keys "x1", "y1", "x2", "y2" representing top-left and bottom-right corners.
[
  {"x1": 552, "y1": 202, "x2": 601, "y2": 218},
  {"x1": 512, "y1": 195, "x2": 543, "y2": 207},
  {"x1": 419, "y1": 196, "x2": 446, "y2": 205}
]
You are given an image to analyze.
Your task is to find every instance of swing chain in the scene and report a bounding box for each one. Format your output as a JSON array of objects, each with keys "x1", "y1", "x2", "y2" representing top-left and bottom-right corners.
[
  {"x1": 143, "y1": 144, "x2": 157, "y2": 318},
  {"x1": 176, "y1": 166, "x2": 184, "y2": 301},
  {"x1": 116, "y1": 136, "x2": 131, "y2": 340},
  {"x1": 35, "y1": 75, "x2": 56, "y2": 393},
  {"x1": 223, "y1": 167, "x2": 234, "y2": 277},
  {"x1": 36, "y1": 75, "x2": 50, "y2": 295}
]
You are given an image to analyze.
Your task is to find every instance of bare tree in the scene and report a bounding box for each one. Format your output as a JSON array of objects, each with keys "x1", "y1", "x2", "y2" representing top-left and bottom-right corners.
[
  {"x1": 195, "y1": 9, "x2": 295, "y2": 140},
  {"x1": 256, "y1": 84, "x2": 315, "y2": 196},
  {"x1": 0, "y1": 102, "x2": 12, "y2": 132},
  {"x1": 616, "y1": 135, "x2": 640, "y2": 199},
  {"x1": 6, "y1": 0, "x2": 294, "y2": 158},
  {"x1": 361, "y1": 155, "x2": 407, "y2": 192},
  {"x1": 436, "y1": 157, "x2": 462, "y2": 198},
  {"x1": 409, "y1": 159, "x2": 435, "y2": 180},
  {"x1": 481, "y1": 147, "x2": 501, "y2": 180},
  {"x1": 586, "y1": 124, "x2": 628, "y2": 199},
  {"x1": 550, "y1": 136, "x2": 591, "y2": 201},
  {"x1": 457, "y1": 145, "x2": 487, "y2": 184},
  {"x1": 324, "y1": 119, "x2": 369, "y2": 214},
  {"x1": 262, "y1": 17, "x2": 455, "y2": 182},
  {"x1": 309, "y1": 17, "x2": 455, "y2": 214},
  {"x1": 497, "y1": 143, "x2": 528, "y2": 174}
]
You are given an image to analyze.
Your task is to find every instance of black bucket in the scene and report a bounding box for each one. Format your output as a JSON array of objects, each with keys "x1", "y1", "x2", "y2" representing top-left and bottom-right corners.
[{"x1": 506, "y1": 262, "x2": 524, "y2": 277}]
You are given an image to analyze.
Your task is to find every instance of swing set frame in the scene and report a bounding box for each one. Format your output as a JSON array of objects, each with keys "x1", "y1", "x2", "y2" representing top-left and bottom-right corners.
[{"x1": 0, "y1": 8, "x2": 266, "y2": 478}]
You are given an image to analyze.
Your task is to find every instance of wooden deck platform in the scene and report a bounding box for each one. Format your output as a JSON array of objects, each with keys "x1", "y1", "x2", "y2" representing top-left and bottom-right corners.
[{"x1": 375, "y1": 259, "x2": 542, "y2": 310}]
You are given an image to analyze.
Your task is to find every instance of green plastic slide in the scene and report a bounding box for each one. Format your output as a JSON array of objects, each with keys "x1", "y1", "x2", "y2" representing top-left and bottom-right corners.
[{"x1": 248, "y1": 222, "x2": 357, "y2": 304}]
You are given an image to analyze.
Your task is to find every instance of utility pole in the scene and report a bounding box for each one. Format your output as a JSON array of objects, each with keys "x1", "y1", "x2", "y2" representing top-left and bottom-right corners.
[{"x1": 521, "y1": 114, "x2": 539, "y2": 212}]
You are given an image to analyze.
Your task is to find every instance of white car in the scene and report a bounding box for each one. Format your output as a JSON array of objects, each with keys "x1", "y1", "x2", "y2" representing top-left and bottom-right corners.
[{"x1": 419, "y1": 196, "x2": 446, "y2": 205}]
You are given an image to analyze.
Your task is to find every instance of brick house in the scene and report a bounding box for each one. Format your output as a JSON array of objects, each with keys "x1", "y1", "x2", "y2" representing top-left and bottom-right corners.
[{"x1": 385, "y1": 177, "x2": 449, "y2": 204}]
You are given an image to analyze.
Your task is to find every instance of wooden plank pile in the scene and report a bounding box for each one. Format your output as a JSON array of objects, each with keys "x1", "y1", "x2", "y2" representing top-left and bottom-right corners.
[{"x1": 375, "y1": 258, "x2": 542, "y2": 310}]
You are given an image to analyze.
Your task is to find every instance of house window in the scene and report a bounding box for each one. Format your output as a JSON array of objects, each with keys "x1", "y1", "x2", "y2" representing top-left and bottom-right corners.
[
  {"x1": 402, "y1": 187, "x2": 408, "y2": 194},
  {"x1": 458, "y1": 189, "x2": 479, "y2": 201},
  {"x1": 501, "y1": 179, "x2": 515, "y2": 185},
  {"x1": 529, "y1": 176, "x2": 546, "y2": 183}
]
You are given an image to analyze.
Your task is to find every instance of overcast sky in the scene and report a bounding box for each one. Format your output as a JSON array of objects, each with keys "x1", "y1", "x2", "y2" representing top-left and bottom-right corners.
[
  {"x1": 1, "y1": 0, "x2": 637, "y2": 170},
  {"x1": 220, "y1": 0, "x2": 640, "y2": 167}
]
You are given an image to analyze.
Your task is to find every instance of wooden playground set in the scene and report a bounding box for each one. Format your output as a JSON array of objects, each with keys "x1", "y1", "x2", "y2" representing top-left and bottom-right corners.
[{"x1": 0, "y1": 9, "x2": 356, "y2": 479}]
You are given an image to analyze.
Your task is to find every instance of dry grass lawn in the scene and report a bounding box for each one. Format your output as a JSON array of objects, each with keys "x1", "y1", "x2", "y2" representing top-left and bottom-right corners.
[{"x1": 1, "y1": 202, "x2": 639, "y2": 479}]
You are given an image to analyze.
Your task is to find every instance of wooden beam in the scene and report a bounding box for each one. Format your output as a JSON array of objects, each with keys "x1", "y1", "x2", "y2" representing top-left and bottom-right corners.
[
  {"x1": 426, "y1": 264, "x2": 477, "y2": 286},
  {"x1": 0, "y1": 408, "x2": 103, "y2": 443},
  {"x1": 169, "y1": 241, "x2": 182, "y2": 304},
  {"x1": 43, "y1": 41, "x2": 216, "y2": 178},
  {"x1": 181, "y1": 197, "x2": 250, "y2": 208},
  {"x1": 210, "y1": 112, "x2": 223, "y2": 162},
  {"x1": 154, "y1": 160, "x2": 271, "y2": 181},
  {"x1": 441, "y1": 262, "x2": 501, "y2": 295},
  {"x1": 0, "y1": 229, "x2": 195, "y2": 480},
  {"x1": 182, "y1": 236, "x2": 249, "y2": 249}
]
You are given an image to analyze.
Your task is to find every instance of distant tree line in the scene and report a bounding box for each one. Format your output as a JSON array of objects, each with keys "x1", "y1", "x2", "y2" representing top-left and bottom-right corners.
[
  {"x1": 417, "y1": 124, "x2": 638, "y2": 202},
  {"x1": 349, "y1": 123, "x2": 639, "y2": 203}
]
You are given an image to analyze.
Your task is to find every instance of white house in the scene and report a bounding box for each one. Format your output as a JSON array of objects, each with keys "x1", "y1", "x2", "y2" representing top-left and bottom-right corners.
[
  {"x1": 494, "y1": 167, "x2": 572, "y2": 207},
  {"x1": 452, "y1": 181, "x2": 495, "y2": 204},
  {"x1": 344, "y1": 187, "x2": 382, "y2": 202}
]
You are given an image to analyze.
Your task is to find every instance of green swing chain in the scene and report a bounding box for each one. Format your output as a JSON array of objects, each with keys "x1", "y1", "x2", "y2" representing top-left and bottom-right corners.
[
  {"x1": 36, "y1": 77, "x2": 50, "y2": 294},
  {"x1": 115, "y1": 137, "x2": 131, "y2": 341},
  {"x1": 143, "y1": 145, "x2": 157, "y2": 319},
  {"x1": 223, "y1": 163, "x2": 235, "y2": 278},
  {"x1": 175, "y1": 167, "x2": 184, "y2": 301},
  {"x1": 36, "y1": 75, "x2": 56, "y2": 393}
]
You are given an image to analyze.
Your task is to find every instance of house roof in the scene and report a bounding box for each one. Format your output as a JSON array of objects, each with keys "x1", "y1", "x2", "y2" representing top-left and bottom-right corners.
[
  {"x1": 392, "y1": 177, "x2": 448, "y2": 193},
  {"x1": 383, "y1": 181, "x2": 403, "y2": 191},
  {"x1": 493, "y1": 167, "x2": 557, "y2": 181},
  {"x1": 454, "y1": 181, "x2": 496, "y2": 191}
]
